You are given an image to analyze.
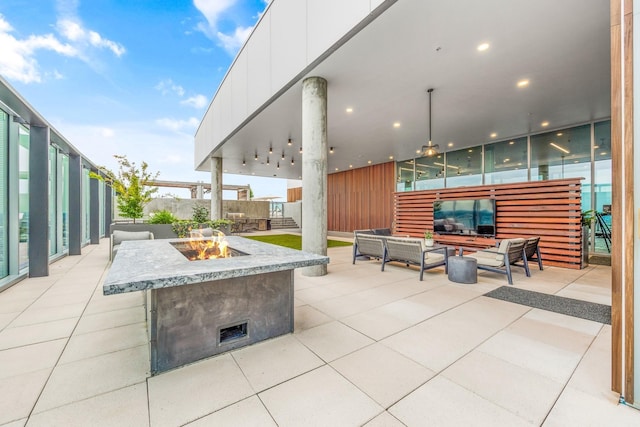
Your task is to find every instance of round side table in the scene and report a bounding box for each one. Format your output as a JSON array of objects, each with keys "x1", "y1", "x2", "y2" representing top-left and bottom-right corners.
[{"x1": 448, "y1": 256, "x2": 477, "y2": 284}]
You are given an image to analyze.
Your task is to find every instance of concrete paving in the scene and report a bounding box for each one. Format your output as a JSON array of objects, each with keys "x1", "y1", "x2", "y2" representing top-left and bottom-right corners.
[{"x1": 0, "y1": 237, "x2": 637, "y2": 426}]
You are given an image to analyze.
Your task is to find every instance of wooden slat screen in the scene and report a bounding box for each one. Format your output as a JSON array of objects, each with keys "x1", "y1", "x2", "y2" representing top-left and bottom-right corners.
[
  {"x1": 287, "y1": 187, "x2": 302, "y2": 202},
  {"x1": 394, "y1": 178, "x2": 583, "y2": 269},
  {"x1": 327, "y1": 162, "x2": 395, "y2": 232}
]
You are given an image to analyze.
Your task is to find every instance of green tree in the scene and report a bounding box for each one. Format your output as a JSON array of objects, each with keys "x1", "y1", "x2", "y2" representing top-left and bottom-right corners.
[{"x1": 93, "y1": 155, "x2": 159, "y2": 223}]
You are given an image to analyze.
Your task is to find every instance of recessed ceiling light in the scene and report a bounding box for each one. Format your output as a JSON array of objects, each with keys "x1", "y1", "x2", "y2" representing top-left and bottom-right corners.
[
  {"x1": 349, "y1": 164, "x2": 353, "y2": 168},
  {"x1": 593, "y1": 145, "x2": 600, "y2": 149},
  {"x1": 477, "y1": 43, "x2": 490, "y2": 52},
  {"x1": 389, "y1": 155, "x2": 394, "y2": 160},
  {"x1": 468, "y1": 149, "x2": 473, "y2": 152},
  {"x1": 335, "y1": 168, "x2": 339, "y2": 171},
  {"x1": 517, "y1": 79, "x2": 529, "y2": 88},
  {"x1": 346, "y1": 107, "x2": 353, "y2": 113},
  {"x1": 490, "y1": 133, "x2": 497, "y2": 138},
  {"x1": 393, "y1": 122, "x2": 401, "y2": 128},
  {"x1": 503, "y1": 158, "x2": 510, "y2": 163},
  {"x1": 541, "y1": 121, "x2": 549, "y2": 127},
  {"x1": 517, "y1": 162, "x2": 523, "y2": 166},
  {"x1": 416, "y1": 149, "x2": 422, "y2": 154},
  {"x1": 509, "y1": 141, "x2": 515, "y2": 145},
  {"x1": 448, "y1": 142, "x2": 454, "y2": 147},
  {"x1": 557, "y1": 132, "x2": 563, "y2": 136},
  {"x1": 600, "y1": 151, "x2": 607, "y2": 156},
  {"x1": 367, "y1": 160, "x2": 372, "y2": 164}
]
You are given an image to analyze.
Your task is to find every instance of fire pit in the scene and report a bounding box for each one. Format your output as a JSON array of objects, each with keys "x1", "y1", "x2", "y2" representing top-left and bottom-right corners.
[
  {"x1": 170, "y1": 231, "x2": 247, "y2": 261},
  {"x1": 103, "y1": 235, "x2": 329, "y2": 374}
]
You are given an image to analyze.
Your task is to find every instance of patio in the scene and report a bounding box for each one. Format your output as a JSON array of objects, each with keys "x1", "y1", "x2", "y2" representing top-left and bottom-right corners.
[{"x1": 0, "y1": 236, "x2": 637, "y2": 426}]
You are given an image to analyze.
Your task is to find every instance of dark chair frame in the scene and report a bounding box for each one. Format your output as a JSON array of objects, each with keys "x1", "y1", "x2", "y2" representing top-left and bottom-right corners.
[
  {"x1": 466, "y1": 238, "x2": 529, "y2": 285},
  {"x1": 519, "y1": 236, "x2": 543, "y2": 271}
]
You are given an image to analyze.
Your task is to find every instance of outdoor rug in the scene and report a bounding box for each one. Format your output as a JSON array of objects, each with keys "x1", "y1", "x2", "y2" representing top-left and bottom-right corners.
[{"x1": 484, "y1": 286, "x2": 611, "y2": 325}]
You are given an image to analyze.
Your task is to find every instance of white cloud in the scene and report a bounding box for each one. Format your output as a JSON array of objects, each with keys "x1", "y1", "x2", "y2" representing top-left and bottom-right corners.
[
  {"x1": 193, "y1": 0, "x2": 236, "y2": 31},
  {"x1": 0, "y1": 6, "x2": 125, "y2": 84},
  {"x1": 0, "y1": 14, "x2": 79, "y2": 83},
  {"x1": 155, "y1": 117, "x2": 200, "y2": 132},
  {"x1": 57, "y1": 18, "x2": 126, "y2": 57},
  {"x1": 193, "y1": 0, "x2": 254, "y2": 55},
  {"x1": 217, "y1": 26, "x2": 252, "y2": 55},
  {"x1": 100, "y1": 127, "x2": 115, "y2": 138},
  {"x1": 180, "y1": 94, "x2": 208, "y2": 109},
  {"x1": 155, "y1": 79, "x2": 186, "y2": 97}
]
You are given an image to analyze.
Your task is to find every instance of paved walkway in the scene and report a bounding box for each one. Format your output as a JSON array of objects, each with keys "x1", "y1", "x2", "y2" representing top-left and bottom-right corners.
[{"x1": 0, "y1": 239, "x2": 638, "y2": 426}]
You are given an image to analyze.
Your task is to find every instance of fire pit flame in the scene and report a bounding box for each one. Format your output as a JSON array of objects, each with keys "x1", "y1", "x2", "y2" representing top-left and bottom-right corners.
[{"x1": 186, "y1": 229, "x2": 229, "y2": 260}]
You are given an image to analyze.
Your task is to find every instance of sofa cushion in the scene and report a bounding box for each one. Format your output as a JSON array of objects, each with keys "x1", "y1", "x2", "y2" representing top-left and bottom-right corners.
[{"x1": 112, "y1": 230, "x2": 154, "y2": 246}]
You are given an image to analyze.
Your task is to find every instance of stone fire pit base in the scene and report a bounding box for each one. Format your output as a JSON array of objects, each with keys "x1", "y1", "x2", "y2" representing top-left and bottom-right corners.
[{"x1": 148, "y1": 269, "x2": 293, "y2": 374}]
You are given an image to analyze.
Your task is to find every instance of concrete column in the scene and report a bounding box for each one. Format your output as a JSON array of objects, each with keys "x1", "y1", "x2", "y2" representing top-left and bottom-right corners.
[
  {"x1": 105, "y1": 184, "x2": 113, "y2": 233},
  {"x1": 89, "y1": 176, "x2": 99, "y2": 244},
  {"x1": 210, "y1": 157, "x2": 223, "y2": 220},
  {"x1": 28, "y1": 126, "x2": 49, "y2": 277},
  {"x1": 68, "y1": 155, "x2": 82, "y2": 255},
  {"x1": 301, "y1": 76, "x2": 328, "y2": 276}
]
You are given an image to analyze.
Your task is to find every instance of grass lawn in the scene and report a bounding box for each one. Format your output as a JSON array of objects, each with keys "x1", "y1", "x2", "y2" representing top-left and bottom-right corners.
[{"x1": 244, "y1": 234, "x2": 352, "y2": 250}]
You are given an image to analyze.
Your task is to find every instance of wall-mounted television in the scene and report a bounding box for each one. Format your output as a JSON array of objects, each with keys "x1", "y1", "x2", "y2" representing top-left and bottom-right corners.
[{"x1": 433, "y1": 199, "x2": 496, "y2": 237}]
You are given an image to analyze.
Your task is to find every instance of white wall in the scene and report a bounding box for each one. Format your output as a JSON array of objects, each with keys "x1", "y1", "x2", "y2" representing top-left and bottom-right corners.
[
  {"x1": 283, "y1": 201, "x2": 302, "y2": 227},
  {"x1": 194, "y1": 0, "x2": 394, "y2": 168}
]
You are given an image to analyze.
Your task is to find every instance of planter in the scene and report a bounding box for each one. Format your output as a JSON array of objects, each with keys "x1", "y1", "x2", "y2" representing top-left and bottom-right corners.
[{"x1": 424, "y1": 239, "x2": 434, "y2": 247}]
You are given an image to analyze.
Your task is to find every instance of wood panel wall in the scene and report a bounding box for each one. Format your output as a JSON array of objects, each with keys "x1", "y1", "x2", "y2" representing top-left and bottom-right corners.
[
  {"x1": 610, "y1": 0, "x2": 634, "y2": 404},
  {"x1": 287, "y1": 187, "x2": 302, "y2": 202},
  {"x1": 394, "y1": 178, "x2": 583, "y2": 270},
  {"x1": 327, "y1": 162, "x2": 395, "y2": 232}
]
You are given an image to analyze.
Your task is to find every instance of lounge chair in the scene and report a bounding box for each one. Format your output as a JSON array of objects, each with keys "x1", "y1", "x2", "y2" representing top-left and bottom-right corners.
[
  {"x1": 519, "y1": 236, "x2": 543, "y2": 271},
  {"x1": 464, "y1": 238, "x2": 528, "y2": 285},
  {"x1": 382, "y1": 237, "x2": 448, "y2": 281},
  {"x1": 352, "y1": 234, "x2": 386, "y2": 268}
]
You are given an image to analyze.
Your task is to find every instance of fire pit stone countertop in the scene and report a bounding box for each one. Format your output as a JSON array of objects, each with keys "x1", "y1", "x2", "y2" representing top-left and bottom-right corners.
[{"x1": 103, "y1": 236, "x2": 330, "y2": 295}]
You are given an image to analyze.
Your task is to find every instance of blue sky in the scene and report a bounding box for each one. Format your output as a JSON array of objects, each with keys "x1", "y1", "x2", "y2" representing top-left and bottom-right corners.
[{"x1": 0, "y1": 0, "x2": 288, "y2": 199}]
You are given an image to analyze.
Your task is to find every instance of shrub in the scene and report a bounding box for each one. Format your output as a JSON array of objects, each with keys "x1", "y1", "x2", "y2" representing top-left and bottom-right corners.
[
  {"x1": 172, "y1": 219, "x2": 234, "y2": 238},
  {"x1": 192, "y1": 205, "x2": 210, "y2": 223},
  {"x1": 149, "y1": 210, "x2": 177, "y2": 224}
]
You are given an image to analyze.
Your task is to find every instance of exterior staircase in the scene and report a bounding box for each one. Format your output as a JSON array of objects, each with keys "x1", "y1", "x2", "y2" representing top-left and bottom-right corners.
[{"x1": 270, "y1": 217, "x2": 299, "y2": 229}]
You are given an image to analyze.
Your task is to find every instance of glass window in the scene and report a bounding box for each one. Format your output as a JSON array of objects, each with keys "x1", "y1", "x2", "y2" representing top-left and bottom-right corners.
[
  {"x1": 530, "y1": 124, "x2": 591, "y2": 211},
  {"x1": 531, "y1": 125, "x2": 591, "y2": 181},
  {"x1": 593, "y1": 121, "x2": 611, "y2": 253},
  {"x1": 415, "y1": 154, "x2": 445, "y2": 190},
  {"x1": 445, "y1": 145, "x2": 482, "y2": 187},
  {"x1": 0, "y1": 111, "x2": 7, "y2": 279},
  {"x1": 19, "y1": 126, "x2": 29, "y2": 270},
  {"x1": 484, "y1": 137, "x2": 528, "y2": 184},
  {"x1": 396, "y1": 160, "x2": 415, "y2": 192},
  {"x1": 48, "y1": 146, "x2": 57, "y2": 256}
]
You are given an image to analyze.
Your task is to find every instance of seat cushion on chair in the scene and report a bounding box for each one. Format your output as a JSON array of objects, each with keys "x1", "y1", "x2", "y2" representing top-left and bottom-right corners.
[
  {"x1": 423, "y1": 252, "x2": 445, "y2": 266},
  {"x1": 466, "y1": 253, "x2": 504, "y2": 267}
]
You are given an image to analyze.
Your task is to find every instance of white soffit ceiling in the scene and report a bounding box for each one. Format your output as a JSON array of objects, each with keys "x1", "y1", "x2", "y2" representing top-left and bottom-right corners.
[{"x1": 213, "y1": 0, "x2": 610, "y2": 179}]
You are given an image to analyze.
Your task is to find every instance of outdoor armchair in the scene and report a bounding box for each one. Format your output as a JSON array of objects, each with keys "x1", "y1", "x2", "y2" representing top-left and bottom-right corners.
[
  {"x1": 464, "y1": 238, "x2": 528, "y2": 285},
  {"x1": 382, "y1": 237, "x2": 447, "y2": 281},
  {"x1": 518, "y1": 236, "x2": 543, "y2": 271},
  {"x1": 352, "y1": 233, "x2": 387, "y2": 269}
]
